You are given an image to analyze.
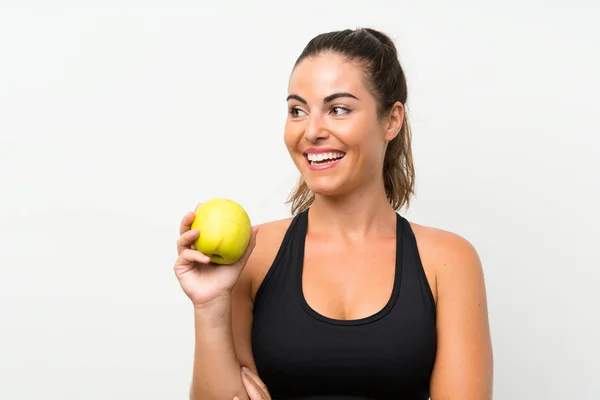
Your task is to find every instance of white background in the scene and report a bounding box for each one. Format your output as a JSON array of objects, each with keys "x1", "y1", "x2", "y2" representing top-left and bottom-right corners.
[{"x1": 1, "y1": 1, "x2": 598, "y2": 399}]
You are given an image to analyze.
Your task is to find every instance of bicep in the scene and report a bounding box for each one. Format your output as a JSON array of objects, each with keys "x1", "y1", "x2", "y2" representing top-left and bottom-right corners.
[
  {"x1": 230, "y1": 219, "x2": 289, "y2": 377},
  {"x1": 231, "y1": 266, "x2": 258, "y2": 373},
  {"x1": 429, "y1": 238, "x2": 493, "y2": 400}
]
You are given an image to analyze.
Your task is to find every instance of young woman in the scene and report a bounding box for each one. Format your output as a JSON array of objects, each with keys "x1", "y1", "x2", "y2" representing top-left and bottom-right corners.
[{"x1": 174, "y1": 27, "x2": 493, "y2": 400}]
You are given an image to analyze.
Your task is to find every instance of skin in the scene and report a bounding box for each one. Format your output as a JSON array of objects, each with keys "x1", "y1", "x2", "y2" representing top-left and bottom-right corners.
[{"x1": 177, "y1": 51, "x2": 493, "y2": 400}]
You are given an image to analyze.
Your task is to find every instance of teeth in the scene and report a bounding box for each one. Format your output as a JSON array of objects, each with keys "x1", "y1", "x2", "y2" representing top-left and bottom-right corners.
[{"x1": 307, "y1": 152, "x2": 345, "y2": 162}]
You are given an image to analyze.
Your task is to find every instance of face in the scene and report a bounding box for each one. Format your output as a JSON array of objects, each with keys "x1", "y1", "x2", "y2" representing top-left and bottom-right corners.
[{"x1": 284, "y1": 51, "x2": 403, "y2": 198}]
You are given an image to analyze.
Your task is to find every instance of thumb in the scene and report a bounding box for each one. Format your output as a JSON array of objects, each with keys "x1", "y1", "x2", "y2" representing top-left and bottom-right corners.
[
  {"x1": 242, "y1": 367, "x2": 271, "y2": 400},
  {"x1": 241, "y1": 367, "x2": 270, "y2": 400}
]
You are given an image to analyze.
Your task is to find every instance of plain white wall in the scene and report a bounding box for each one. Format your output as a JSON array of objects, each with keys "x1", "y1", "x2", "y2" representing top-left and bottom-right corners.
[{"x1": 1, "y1": 1, "x2": 598, "y2": 399}]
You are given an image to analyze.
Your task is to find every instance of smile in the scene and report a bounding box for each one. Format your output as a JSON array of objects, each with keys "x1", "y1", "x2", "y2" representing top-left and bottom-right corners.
[{"x1": 304, "y1": 151, "x2": 346, "y2": 170}]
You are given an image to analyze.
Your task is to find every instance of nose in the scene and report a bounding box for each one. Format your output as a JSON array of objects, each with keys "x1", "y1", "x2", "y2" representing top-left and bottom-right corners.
[{"x1": 304, "y1": 113, "x2": 330, "y2": 143}]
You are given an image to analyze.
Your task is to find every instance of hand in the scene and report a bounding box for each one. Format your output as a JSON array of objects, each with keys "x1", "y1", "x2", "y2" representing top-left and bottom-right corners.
[
  {"x1": 173, "y1": 203, "x2": 259, "y2": 308},
  {"x1": 234, "y1": 367, "x2": 271, "y2": 400}
]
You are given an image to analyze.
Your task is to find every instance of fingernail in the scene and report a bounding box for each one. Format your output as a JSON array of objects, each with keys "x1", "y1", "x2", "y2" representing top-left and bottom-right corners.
[{"x1": 241, "y1": 366, "x2": 249, "y2": 374}]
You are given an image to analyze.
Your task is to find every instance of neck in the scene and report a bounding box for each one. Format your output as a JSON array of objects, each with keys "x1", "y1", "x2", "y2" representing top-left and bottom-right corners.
[{"x1": 307, "y1": 178, "x2": 397, "y2": 239}]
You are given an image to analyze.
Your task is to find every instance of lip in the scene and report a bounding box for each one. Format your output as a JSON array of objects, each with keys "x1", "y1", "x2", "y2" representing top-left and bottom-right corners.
[
  {"x1": 303, "y1": 147, "x2": 346, "y2": 155},
  {"x1": 306, "y1": 156, "x2": 344, "y2": 170},
  {"x1": 303, "y1": 149, "x2": 346, "y2": 171}
]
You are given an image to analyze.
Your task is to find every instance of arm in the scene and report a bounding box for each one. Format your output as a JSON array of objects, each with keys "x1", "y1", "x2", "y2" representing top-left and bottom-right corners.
[
  {"x1": 429, "y1": 234, "x2": 494, "y2": 400},
  {"x1": 189, "y1": 232, "x2": 264, "y2": 400},
  {"x1": 190, "y1": 296, "x2": 250, "y2": 400}
]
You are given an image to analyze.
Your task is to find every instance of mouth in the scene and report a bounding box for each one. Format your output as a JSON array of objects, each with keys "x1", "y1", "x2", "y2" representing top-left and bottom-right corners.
[{"x1": 304, "y1": 151, "x2": 346, "y2": 167}]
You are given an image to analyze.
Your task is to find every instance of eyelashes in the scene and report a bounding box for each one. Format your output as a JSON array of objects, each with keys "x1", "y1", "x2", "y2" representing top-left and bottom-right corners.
[
  {"x1": 288, "y1": 107, "x2": 306, "y2": 118},
  {"x1": 288, "y1": 105, "x2": 351, "y2": 118},
  {"x1": 331, "y1": 106, "x2": 351, "y2": 116}
]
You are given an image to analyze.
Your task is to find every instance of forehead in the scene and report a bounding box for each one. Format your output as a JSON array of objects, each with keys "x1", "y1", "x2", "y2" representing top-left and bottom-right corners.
[{"x1": 288, "y1": 52, "x2": 368, "y2": 97}]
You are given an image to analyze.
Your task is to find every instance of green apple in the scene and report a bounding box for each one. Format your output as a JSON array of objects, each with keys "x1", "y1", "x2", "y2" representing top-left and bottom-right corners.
[{"x1": 191, "y1": 198, "x2": 252, "y2": 265}]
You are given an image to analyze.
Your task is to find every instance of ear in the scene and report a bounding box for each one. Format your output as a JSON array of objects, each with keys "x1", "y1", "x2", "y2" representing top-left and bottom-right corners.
[{"x1": 384, "y1": 101, "x2": 404, "y2": 142}]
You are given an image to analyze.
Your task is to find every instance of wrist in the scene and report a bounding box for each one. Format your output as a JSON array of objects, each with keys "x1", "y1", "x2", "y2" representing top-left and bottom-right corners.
[{"x1": 193, "y1": 294, "x2": 232, "y2": 325}]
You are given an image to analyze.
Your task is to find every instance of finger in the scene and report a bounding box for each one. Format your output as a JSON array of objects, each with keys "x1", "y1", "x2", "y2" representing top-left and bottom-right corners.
[
  {"x1": 179, "y1": 211, "x2": 196, "y2": 236},
  {"x1": 176, "y1": 248, "x2": 211, "y2": 266},
  {"x1": 241, "y1": 369, "x2": 268, "y2": 400},
  {"x1": 177, "y1": 228, "x2": 199, "y2": 254},
  {"x1": 237, "y1": 226, "x2": 259, "y2": 268},
  {"x1": 242, "y1": 367, "x2": 270, "y2": 396}
]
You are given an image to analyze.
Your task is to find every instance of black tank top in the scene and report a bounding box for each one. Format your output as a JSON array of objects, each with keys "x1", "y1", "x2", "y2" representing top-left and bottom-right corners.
[{"x1": 251, "y1": 209, "x2": 437, "y2": 400}]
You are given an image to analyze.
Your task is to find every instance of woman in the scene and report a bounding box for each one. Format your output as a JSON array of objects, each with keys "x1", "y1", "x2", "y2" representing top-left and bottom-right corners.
[{"x1": 175, "y1": 27, "x2": 493, "y2": 400}]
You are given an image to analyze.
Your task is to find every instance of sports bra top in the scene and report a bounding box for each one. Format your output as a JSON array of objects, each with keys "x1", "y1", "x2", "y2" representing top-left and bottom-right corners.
[{"x1": 251, "y1": 209, "x2": 437, "y2": 399}]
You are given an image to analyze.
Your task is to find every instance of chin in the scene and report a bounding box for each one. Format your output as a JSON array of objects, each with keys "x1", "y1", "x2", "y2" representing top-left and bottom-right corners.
[{"x1": 304, "y1": 177, "x2": 347, "y2": 198}]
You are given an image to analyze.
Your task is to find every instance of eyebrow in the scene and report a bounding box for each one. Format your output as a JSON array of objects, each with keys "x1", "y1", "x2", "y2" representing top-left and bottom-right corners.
[{"x1": 286, "y1": 92, "x2": 359, "y2": 104}]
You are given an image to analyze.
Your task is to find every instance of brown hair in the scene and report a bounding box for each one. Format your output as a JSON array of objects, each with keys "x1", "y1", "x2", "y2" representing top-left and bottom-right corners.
[{"x1": 285, "y1": 27, "x2": 415, "y2": 215}]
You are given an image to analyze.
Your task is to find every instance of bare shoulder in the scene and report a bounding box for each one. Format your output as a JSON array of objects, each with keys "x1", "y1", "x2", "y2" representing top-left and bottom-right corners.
[
  {"x1": 408, "y1": 221, "x2": 484, "y2": 301},
  {"x1": 243, "y1": 216, "x2": 295, "y2": 301},
  {"x1": 410, "y1": 222, "x2": 482, "y2": 273},
  {"x1": 409, "y1": 222, "x2": 493, "y2": 398}
]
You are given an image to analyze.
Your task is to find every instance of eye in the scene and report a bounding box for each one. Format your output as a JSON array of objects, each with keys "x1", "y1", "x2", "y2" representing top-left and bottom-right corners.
[
  {"x1": 331, "y1": 106, "x2": 351, "y2": 116},
  {"x1": 289, "y1": 106, "x2": 307, "y2": 118}
]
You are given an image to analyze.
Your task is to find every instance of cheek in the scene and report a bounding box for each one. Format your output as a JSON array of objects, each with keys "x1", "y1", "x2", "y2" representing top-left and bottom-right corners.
[
  {"x1": 283, "y1": 125, "x2": 291, "y2": 148},
  {"x1": 352, "y1": 132, "x2": 385, "y2": 168},
  {"x1": 283, "y1": 127, "x2": 304, "y2": 171},
  {"x1": 283, "y1": 122, "x2": 302, "y2": 152},
  {"x1": 339, "y1": 114, "x2": 376, "y2": 147}
]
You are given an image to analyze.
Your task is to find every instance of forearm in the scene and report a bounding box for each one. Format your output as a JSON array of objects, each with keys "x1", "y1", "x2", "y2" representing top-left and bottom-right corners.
[{"x1": 190, "y1": 296, "x2": 249, "y2": 400}]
